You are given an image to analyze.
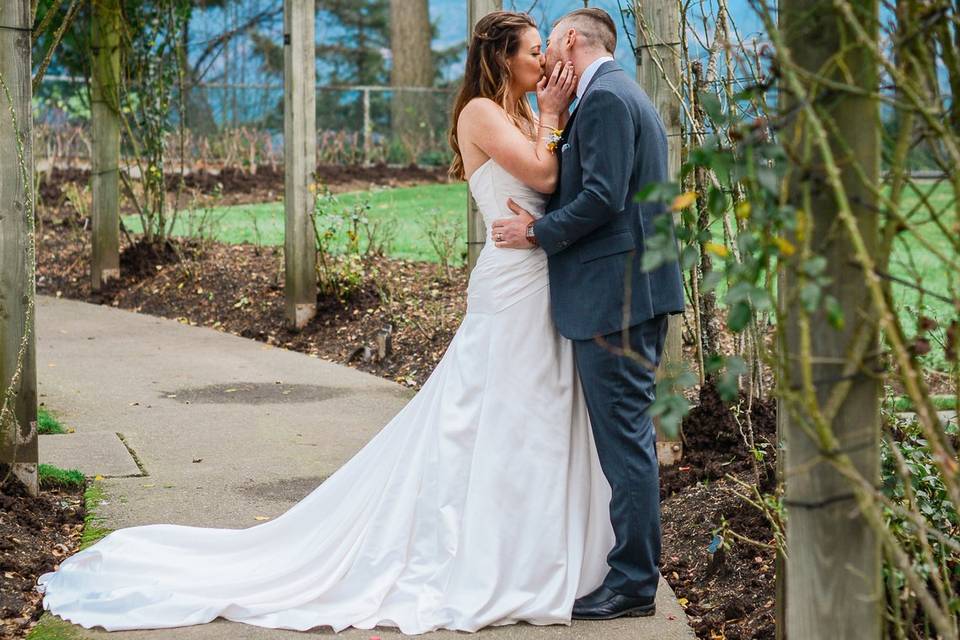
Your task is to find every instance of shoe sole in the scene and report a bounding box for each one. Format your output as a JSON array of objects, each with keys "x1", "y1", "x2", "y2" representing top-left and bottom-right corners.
[{"x1": 572, "y1": 604, "x2": 656, "y2": 620}]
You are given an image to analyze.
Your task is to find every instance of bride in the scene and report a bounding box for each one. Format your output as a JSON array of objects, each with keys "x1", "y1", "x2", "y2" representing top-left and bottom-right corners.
[{"x1": 35, "y1": 11, "x2": 616, "y2": 634}]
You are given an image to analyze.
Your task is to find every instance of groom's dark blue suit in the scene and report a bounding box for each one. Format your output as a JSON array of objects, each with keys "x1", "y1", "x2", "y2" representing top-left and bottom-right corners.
[{"x1": 532, "y1": 60, "x2": 685, "y2": 599}]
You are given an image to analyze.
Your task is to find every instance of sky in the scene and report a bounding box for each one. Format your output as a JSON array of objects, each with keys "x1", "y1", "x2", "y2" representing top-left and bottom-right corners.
[
  {"x1": 189, "y1": 0, "x2": 769, "y2": 85},
  {"x1": 428, "y1": 0, "x2": 769, "y2": 81}
]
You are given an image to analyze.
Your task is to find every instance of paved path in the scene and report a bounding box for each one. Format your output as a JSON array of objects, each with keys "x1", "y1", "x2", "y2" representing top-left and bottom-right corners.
[{"x1": 35, "y1": 295, "x2": 695, "y2": 640}]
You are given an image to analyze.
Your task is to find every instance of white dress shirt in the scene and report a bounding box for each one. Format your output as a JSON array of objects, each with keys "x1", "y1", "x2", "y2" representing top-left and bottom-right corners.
[{"x1": 576, "y1": 55, "x2": 615, "y2": 99}]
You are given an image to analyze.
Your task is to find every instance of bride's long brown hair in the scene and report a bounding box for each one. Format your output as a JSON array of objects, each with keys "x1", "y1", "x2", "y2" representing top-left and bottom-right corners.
[{"x1": 448, "y1": 11, "x2": 538, "y2": 180}]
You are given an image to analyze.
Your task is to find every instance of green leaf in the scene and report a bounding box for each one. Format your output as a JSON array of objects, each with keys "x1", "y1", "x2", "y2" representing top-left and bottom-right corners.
[
  {"x1": 702, "y1": 270, "x2": 724, "y2": 293},
  {"x1": 699, "y1": 91, "x2": 725, "y2": 123},
  {"x1": 757, "y1": 166, "x2": 780, "y2": 194},
  {"x1": 708, "y1": 187, "x2": 728, "y2": 219},
  {"x1": 826, "y1": 295, "x2": 845, "y2": 330},
  {"x1": 727, "y1": 301, "x2": 752, "y2": 332},
  {"x1": 800, "y1": 282, "x2": 821, "y2": 312},
  {"x1": 646, "y1": 394, "x2": 690, "y2": 439},
  {"x1": 680, "y1": 244, "x2": 699, "y2": 270},
  {"x1": 641, "y1": 248, "x2": 665, "y2": 272},
  {"x1": 704, "y1": 354, "x2": 726, "y2": 375}
]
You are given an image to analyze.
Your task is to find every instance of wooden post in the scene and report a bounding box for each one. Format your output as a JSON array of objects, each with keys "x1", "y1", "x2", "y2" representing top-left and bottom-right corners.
[
  {"x1": 779, "y1": 0, "x2": 882, "y2": 636},
  {"x1": 466, "y1": 0, "x2": 501, "y2": 272},
  {"x1": 283, "y1": 0, "x2": 317, "y2": 328},
  {"x1": 0, "y1": 1, "x2": 37, "y2": 495},
  {"x1": 91, "y1": 0, "x2": 121, "y2": 291},
  {"x1": 634, "y1": 0, "x2": 684, "y2": 465},
  {"x1": 363, "y1": 88, "x2": 372, "y2": 167}
]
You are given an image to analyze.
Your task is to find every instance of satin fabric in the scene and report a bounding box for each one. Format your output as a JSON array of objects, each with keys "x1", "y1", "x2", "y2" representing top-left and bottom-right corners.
[{"x1": 35, "y1": 157, "x2": 616, "y2": 634}]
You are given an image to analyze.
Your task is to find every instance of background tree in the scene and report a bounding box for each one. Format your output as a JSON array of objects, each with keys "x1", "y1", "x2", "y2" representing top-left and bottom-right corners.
[
  {"x1": 32, "y1": 0, "x2": 283, "y2": 134},
  {"x1": 389, "y1": 0, "x2": 434, "y2": 163},
  {"x1": 249, "y1": 0, "x2": 389, "y2": 133}
]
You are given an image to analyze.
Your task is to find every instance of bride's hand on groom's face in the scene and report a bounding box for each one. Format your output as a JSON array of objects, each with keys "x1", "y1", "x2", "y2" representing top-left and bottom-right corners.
[
  {"x1": 491, "y1": 199, "x2": 535, "y2": 249},
  {"x1": 537, "y1": 61, "x2": 577, "y2": 118}
]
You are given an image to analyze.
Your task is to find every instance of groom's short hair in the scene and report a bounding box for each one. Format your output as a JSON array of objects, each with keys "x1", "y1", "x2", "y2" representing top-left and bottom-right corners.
[{"x1": 557, "y1": 8, "x2": 617, "y2": 54}]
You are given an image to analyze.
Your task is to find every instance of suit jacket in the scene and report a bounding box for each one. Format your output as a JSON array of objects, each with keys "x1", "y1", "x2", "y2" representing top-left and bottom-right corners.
[{"x1": 532, "y1": 60, "x2": 685, "y2": 341}]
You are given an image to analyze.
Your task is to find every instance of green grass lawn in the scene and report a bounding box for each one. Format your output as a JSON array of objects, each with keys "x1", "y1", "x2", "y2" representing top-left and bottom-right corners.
[
  {"x1": 124, "y1": 182, "x2": 469, "y2": 264},
  {"x1": 125, "y1": 179, "x2": 956, "y2": 370},
  {"x1": 887, "y1": 181, "x2": 957, "y2": 318},
  {"x1": 886, "y1": 180, "x2": 958, "y2": 371}
]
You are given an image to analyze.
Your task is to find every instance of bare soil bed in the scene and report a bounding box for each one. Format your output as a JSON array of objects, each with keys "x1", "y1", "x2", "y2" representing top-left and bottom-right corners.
[
  {"x1": 38, "y1": 163, "x2": 452, "y2": 210},
  {"x1": 0, "y1": 477, "x2": 85, "y2": 639}
]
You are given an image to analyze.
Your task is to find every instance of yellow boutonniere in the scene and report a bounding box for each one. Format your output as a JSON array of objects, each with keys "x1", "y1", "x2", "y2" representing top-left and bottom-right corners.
[{"x1": 545, "y1": 128, "x2": 564, "y2": 153}]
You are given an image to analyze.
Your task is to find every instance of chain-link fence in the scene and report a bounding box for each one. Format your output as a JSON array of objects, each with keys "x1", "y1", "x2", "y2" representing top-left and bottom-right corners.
[{"x1": 34, "y1": 76, "x2": 456, "y2": 171}]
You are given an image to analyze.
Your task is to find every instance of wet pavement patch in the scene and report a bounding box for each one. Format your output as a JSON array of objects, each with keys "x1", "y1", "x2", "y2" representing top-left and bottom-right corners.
[
  {"x1": 162, "y1": 382, "x2": 348, "y2": 404},
  {"x1": 236, "y1": 475, "x2": 329, "y2": 502}
]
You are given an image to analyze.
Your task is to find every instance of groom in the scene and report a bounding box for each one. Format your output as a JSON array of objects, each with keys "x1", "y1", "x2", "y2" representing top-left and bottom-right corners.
[{"x1": 491, "y1": 8, "x2": 684, "y2": 620}]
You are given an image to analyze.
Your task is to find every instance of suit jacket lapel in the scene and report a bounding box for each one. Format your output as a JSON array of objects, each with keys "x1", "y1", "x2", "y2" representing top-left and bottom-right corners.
[{"x1": 561, "y1": 60, "x2": 621, "y2": 143}]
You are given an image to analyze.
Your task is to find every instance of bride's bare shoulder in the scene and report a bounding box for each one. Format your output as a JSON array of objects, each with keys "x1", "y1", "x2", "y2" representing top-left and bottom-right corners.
[{"x1": 459, "y1": 98, "x2": 509, "y2": 128}]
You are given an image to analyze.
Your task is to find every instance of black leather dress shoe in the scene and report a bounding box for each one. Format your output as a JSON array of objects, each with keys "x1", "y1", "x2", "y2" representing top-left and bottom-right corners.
[{"x1": 572, "y1": 585, "x2": 656, "y2": 620}]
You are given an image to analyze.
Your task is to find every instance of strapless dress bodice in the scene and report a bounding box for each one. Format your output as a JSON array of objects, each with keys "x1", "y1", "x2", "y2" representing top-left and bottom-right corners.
[
  {"x1": 465, "y1": 159, "x2": 552, "y2": 315},
  {"x1": 467, "y1": 158, "x2": 549, "y2": 228}
]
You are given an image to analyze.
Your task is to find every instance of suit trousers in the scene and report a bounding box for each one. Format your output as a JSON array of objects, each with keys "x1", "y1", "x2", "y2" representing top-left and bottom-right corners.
[{"x1": 572, "y1": 314, "x2": 669, "y2": 598}]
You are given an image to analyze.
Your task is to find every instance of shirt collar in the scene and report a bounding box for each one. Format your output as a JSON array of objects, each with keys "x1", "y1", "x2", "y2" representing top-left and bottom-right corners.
[{"x1": 576, "y1": 56, "x2": 615, "y2": 99}]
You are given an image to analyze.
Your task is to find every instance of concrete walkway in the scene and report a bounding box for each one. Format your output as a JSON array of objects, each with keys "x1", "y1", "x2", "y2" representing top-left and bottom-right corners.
[{"x1": 35, "y1": 295, "x2": 695, "y2": 640}]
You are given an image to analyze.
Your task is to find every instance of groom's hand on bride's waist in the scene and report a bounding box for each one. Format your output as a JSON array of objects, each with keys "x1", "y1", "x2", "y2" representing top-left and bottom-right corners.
[{"x1": 491, "y1": 199, "x2": 537, "y2": 249}]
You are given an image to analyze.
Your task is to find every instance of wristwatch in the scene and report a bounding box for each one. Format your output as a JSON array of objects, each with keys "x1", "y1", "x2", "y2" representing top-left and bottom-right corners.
[{"x1": 525, "y1": 221, "x2": 538, "y2": 247}]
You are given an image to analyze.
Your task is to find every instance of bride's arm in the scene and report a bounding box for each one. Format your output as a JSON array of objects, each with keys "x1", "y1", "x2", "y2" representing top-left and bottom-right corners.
[{"x1": 458, "y1": 63, "x2": 575, "y2": 193}]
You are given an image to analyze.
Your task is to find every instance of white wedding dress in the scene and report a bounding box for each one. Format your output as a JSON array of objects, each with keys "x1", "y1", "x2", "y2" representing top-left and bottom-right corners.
[{"x1": 35, "y1": 157, "x2": 616, "y2": 634}]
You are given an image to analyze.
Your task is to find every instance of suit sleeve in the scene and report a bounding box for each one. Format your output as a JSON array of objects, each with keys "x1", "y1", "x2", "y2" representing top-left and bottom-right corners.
[{"x1": 532, "y1": 89, "x2": 636, "y2": 256}]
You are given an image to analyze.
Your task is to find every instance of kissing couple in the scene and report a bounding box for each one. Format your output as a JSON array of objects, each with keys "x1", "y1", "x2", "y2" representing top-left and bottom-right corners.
[{"x1": 36, "y1": 7, "x2": 685, "y2": 634}]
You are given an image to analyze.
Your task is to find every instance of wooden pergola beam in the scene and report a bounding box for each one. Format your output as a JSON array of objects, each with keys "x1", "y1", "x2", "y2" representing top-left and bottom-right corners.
[
  {"x1": 90, "y1": 0, "x2": 121, "y2": 291},
  {"x1": 779, "y1": 0, "x2": 882, "y2": 635},
  {"x1": 283, "y1": 0, "x2": 318, "y2": 328},
  {"x1": 634, "y1": 0, "x2": 684, "y2": 466},
  {"x1": 0, "y1": 1, "x2": 38, "y2": 495}
]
